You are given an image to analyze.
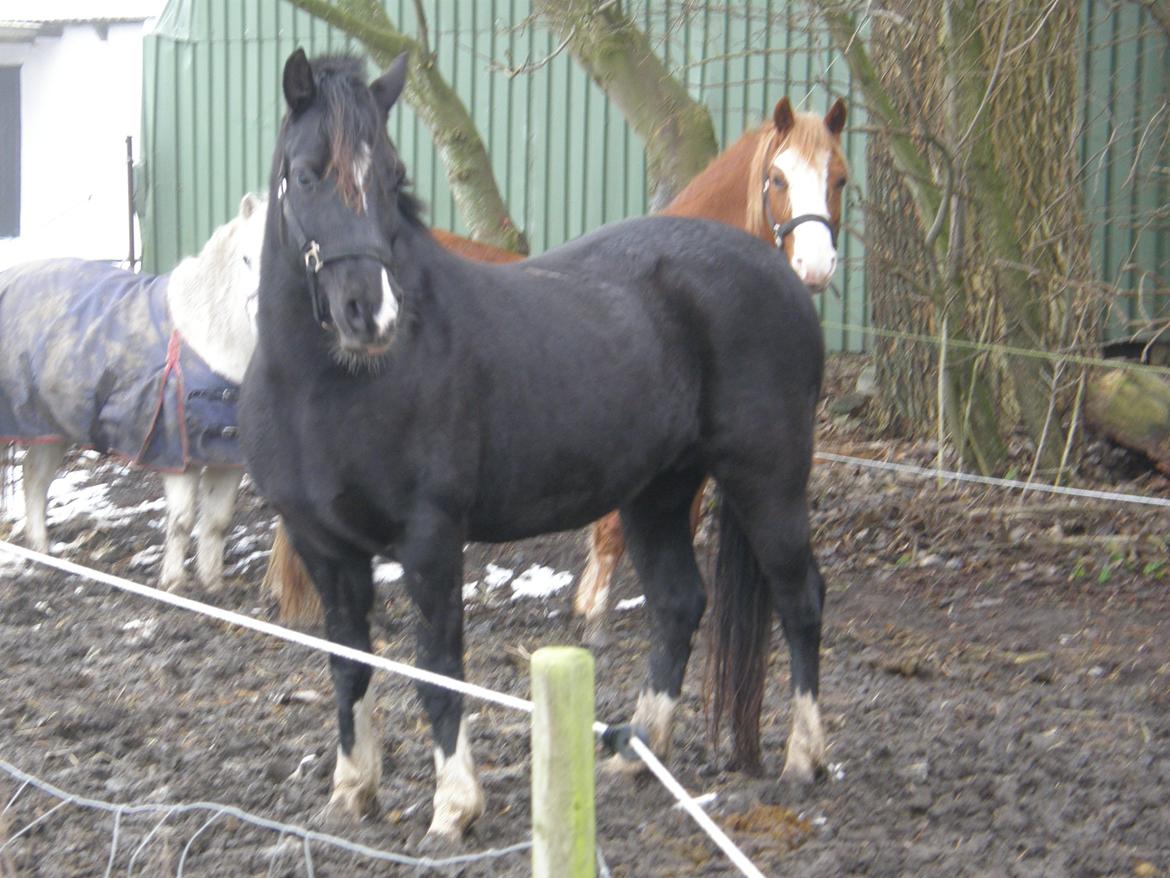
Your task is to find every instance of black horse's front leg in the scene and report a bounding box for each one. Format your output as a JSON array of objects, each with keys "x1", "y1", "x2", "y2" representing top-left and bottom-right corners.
[
  {"x1": 400, "y1": 509, "x2": 484, "y2": 840},
  {"x1": 294, "y1": 544, "x2": 381, "y2": 821}
]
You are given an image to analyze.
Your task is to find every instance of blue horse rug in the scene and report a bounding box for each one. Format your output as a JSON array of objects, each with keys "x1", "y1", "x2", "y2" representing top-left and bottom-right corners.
[{"x1": 0, "y1": 259, "x2": 242, "y2": 472}]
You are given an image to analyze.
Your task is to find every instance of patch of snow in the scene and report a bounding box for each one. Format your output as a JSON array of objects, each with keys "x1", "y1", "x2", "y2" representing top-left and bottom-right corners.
[
  {"x1": 483, "y1": 563, "x2": 514, "y2": 590},
  {"x1": 510, "y1": 565, "x2": 573, "y2": 600},
  {"x1": 0, "y1": 551, "x2": 27, "y2": 575},
  {"x1": 230, "y1": 549, "x2": 270, "y2": 576},
  {"x1": 673, "y1": 792, "x2": 717, "y2": 811},
  {"x1": 230, "y1": 532, "x2": 266, "y2": 554},
  {"x1": 4, "y1": 458, "x2": 166, "y2": 529},
  {"x1": 129, "y1": 545, "x2": 163, "y2": 569},
  {"x1": 121, "y1": 617, "x2": 158, "y2": 644},
  {"x1": 615, "y1": 596, "x2": 645, "y2": 611}
]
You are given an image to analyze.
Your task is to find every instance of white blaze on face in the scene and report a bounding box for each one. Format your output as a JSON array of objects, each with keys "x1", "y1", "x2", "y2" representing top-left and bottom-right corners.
[
  {"x1": 353, "y1": 142, "x2": 372, "y2": 212},
  {"x1": 772, "y1": 147, "x2": 837, "y2": 290},
  {"x1": 375, "y1": 268, "x2": 399, "y2": 335}
]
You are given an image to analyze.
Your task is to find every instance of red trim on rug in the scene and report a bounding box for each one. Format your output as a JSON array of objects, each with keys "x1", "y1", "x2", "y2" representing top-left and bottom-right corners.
[{"x1": 134, "y1": 329, "x2": 185, "y2": 467}]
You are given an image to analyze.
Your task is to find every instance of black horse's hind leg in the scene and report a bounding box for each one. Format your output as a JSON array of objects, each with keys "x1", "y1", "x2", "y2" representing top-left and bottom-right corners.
[
  {"x1": 609, "y1": 469, "x2": 707, "y2": 769},
  {"x1": 720, "y1": 474, "x2": 826, "y2": 785},
  {"x1": 294, "y1": 543, "x2": 381, "y2": 820},
  {"x1": 779, "y1": 552, "x2": 826, "y2": 784},
  {"x1": 399, "y1": 509, "x2": 484, "y2": 839}
]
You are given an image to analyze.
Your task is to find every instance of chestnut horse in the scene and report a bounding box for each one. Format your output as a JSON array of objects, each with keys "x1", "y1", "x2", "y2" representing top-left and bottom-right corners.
[{"x1": 263, "y1": 98, "x2": 848, "y2": 633}]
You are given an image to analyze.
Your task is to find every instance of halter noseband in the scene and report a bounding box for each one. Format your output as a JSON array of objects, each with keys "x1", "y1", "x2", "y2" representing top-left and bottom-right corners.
[
  {"x1": 762, "y1": 177, "x2": 838, "y2": 251},
  {"x1": 276, "y1": 174, "x2": 396, "y2": 328}
]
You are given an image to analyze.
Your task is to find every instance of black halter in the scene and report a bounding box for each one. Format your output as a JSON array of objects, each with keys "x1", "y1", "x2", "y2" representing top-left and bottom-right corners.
[
  {"x1": 762, "y1": 177, "x2": 837, "y2": 250},
  {"x1": 276, "y1": 175, "x2": 396, "y2": 328}
]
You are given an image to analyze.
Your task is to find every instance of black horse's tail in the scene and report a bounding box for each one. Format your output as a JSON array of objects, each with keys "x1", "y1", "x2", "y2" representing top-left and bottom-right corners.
[{"x1": 706, "y1": 489, "x2": 771, "y2": 774}]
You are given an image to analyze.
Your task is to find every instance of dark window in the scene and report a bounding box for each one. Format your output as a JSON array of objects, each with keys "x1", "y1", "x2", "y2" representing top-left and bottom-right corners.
[{"x1": 0, "y1": 66, "x2": 19, "y2": 238}]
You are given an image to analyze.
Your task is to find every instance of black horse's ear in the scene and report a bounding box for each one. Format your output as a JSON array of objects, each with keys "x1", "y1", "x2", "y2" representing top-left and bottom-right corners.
[
  {"x1": 773, "y1": 97, "x2": 795, "y2": 136},
  {"x1": 283, "y1": 48, "x2": 316, "y2": 114},
  {"x1": 825, "y1": 98, "x2": 847, "y2": 137},
  {"x1": 370, "y1": 52, "x2": 410, "y2": 115}
]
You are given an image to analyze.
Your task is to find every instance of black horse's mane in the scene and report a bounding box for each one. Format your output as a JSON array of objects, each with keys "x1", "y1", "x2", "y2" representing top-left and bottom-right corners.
[{"x1": 275, "y1": 53, "x2": 428, "y2": 231}]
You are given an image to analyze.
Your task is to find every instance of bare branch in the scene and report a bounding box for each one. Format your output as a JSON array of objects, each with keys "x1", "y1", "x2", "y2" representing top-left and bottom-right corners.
[{"x1": 411, "y1": 0, "x2": 431, "y2": 62}]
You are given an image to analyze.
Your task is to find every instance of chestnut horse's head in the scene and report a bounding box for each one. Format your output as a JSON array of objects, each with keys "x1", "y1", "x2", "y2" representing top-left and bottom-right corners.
[{"x1": 748, "y1": 98, "x2": 848, "y2": 292}]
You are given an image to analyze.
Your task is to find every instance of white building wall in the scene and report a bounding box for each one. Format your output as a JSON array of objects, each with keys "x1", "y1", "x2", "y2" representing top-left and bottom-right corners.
[{"x1": 0, "y1": 21, "x2": 148, "y2": 269}]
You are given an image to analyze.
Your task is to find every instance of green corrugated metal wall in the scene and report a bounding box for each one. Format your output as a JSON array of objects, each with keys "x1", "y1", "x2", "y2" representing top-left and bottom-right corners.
[
  {"x1": 140, "y1": 1, "x2": 1169, "y2": 351},
  {"x1": 140, "y1": 0, "x2": 868, "y2": 351},
  {"x1": 1081, "y1": 1, "x2": 1170, "y2": 337}
]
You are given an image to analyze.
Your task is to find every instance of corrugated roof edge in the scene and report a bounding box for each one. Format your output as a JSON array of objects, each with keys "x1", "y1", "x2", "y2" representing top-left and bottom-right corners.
[{"x1": 0, "y1": 1, "x2": 163, "y2": 25}]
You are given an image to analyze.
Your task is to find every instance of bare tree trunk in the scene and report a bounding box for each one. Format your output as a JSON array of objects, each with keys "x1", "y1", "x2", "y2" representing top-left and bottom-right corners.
[
  {"x1": 532, "y1": 0, "x2": 718, "y2": 209},
  {"x1": 818, "y1": 0, "x2": 1095, "y2": 475},
  {"x1": 287, "y1": 0, "x2": 528, "y2": 253},
  {"x1": 823, "y1": 3, "x2": 1007, "y2": 469}
]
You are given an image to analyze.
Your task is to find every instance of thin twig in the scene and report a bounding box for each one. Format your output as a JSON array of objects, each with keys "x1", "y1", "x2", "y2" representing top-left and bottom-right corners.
[{"x1": 411, "y1": 0, "x2": 432, "y2": 63}]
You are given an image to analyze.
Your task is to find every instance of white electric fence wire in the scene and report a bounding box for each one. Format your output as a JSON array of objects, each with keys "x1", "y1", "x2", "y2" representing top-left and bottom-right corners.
[
  {"x1": 0, "y1": 540, "x2": 767, "y2": 878},
  {"x1": 627, "y1": 737, "x2": 768, "y2": 878},
  {"x1": 0, "y1": 541, "x2": 534, "y2": 715},
  {"x1": 815, "y1": 451, "x2": 1170, "y2": 508}
]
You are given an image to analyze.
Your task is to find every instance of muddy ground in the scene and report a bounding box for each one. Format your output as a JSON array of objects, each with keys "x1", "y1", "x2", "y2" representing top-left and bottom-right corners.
[{"x1": 1, "y1": 357, "x2": 1168, "y2": 877}]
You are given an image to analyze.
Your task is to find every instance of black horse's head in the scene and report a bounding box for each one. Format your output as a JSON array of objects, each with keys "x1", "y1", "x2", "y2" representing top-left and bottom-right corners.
[{"x1": 272, "y1": 49, "x2": 413, "y2": 362}]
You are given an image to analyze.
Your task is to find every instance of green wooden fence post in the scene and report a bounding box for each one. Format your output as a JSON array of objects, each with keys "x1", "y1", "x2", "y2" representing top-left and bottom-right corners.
[{"x1": 531, "y1": 646, "x2": 596, "y2": 878}]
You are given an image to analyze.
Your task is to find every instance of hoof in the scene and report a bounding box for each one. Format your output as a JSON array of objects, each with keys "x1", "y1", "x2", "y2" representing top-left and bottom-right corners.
[
  {"x1": 160, "y1": 560, "x2": 187, "y2": 593},
  {"x1": 159, "y1": 575, "x2": 185, "y2": 594},
  {"x1": 600, "y1": 723, "x2": 650, "y2": 775},
  {"x1": 319, "y1": 782, "x2": 379, "y2": 824},
  {"x1": 418, "y1": 824, "x2": 466, "y2": 855},
  {"x1": 779, "y1": 754, "x2": 824, "y2": 788},
  {"x1": 602, "y1": 752, "x2": 647, "y2": 776},
  {"x1": 196, "y1": 557, "x2": 226, "y2": 592},
  {"x1": 197, "y1": 575, "x2": 225, "y2": 593},
  {"x1": 425, "y1": 807, "x2": 478, "y2": 841}
]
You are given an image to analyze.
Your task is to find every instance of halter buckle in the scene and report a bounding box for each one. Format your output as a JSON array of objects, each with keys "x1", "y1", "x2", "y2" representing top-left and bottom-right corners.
[{"x1": 304, "y1": 241, "x2": 323, "y2": 273}]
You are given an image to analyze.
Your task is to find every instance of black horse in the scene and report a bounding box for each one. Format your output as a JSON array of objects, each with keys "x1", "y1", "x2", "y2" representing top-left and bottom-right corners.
[{"x1": 240, "y1": 50, "x2": 827, "y2": 840}]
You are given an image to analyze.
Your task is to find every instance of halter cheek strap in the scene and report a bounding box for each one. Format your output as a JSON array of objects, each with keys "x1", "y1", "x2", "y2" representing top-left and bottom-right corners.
[
  {"x1": 277, "y1": 175, "x2": 396, "y2": 329},
  {"x1": 762, "y1": 178, "x2": 838, "y2": 250}
]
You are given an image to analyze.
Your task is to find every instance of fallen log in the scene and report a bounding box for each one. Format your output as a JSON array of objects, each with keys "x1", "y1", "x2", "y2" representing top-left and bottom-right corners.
[{"x1": 1085, "y1": 368, "x2": 1170, "y2": 474}]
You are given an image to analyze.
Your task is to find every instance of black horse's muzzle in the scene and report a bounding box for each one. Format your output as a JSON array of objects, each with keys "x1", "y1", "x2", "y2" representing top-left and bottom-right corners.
[{"x1": 277, "y1": 175, "x2": 397, "y2": 351}]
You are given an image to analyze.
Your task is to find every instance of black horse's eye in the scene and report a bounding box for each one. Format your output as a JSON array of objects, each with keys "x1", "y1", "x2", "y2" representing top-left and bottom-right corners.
[{"x1": 294, "y1": 168, "x2": 316, "y2": 188}]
